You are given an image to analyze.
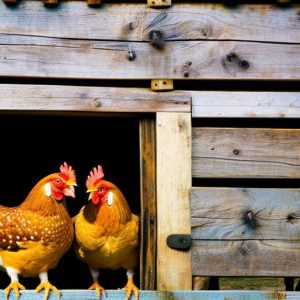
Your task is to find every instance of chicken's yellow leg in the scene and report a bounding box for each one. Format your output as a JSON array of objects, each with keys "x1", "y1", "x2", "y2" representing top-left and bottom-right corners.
[
  {"x1": 89, "y1": 267, "x2": 107, "y2": 299},
  {"x1": 35, "y1": 271, "x2": 60, "y2": 300},
  {"x1": 4, "y1": 267, "x2": 25, "y2": 300},
  {"x1": 123, "y1": 270, "x2": 139, "y2": 300}
]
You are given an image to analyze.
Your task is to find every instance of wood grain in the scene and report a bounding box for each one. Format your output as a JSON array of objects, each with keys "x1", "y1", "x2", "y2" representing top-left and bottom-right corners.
[
  {"x1": 191, "y1": 188, "x2": 300, "y2": 240},
  {"x1": 1, "y1": 2, "x2": 299, "y2": 43},
  {"x1": 156, "y1": 112, "x2": 192, "y2": 290},
  {"x1": 139, "y1": 118, "x2": 156, "y2": 290},
  {"x1": 0, "y1": 84, "x2": 190, "y2": 113},
  {"x1": 192, "y1": 128, "x2": 300, "y2": 178},
  {"x1": 191, "y1": 91, "x2": 300, "y2": 118},
  {"x1": 0, "y1": 35, "x2": 300, "y2": 79},
  {"x1": 192, "y1": 240, "x2": 300, "y2": 277}
]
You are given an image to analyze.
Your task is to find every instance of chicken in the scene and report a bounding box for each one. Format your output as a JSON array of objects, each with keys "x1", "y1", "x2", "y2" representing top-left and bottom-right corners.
[
  {"x1": 73, "y1": 165, "x2": 139, "y2": 300},
  {"x1": 0, "y1": 162, "x2": 76, "y2": 300}
]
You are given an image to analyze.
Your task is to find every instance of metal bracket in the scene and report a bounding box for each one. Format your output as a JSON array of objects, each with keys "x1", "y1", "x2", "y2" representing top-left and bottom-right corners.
[
  {"x1": 166, "y1": 234, "x2": 191, "y2": 250},
  {"x1": 151, "y1": 79, "x2": 173, "y2": 91}
]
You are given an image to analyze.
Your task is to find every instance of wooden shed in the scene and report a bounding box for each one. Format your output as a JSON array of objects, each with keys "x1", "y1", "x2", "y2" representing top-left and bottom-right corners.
[{"x1": 0, "y1": 0, "x2": 300, "y2": 299}]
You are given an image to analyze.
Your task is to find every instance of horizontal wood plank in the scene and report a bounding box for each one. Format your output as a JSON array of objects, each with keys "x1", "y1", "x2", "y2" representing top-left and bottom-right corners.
[
  {"x1": 0, "y1": 35, "x2": 300, "y2": 80},
  {"x1": 0, "y1": 85, "x2": 190, "y2": 113},
  {"x1": 192, "y1": 240, "x2": 300, "y2": 277},
  {"x1": 191, "y1": 188, "x2": 300, "y2": 240},
  {"x1": 1, "y1": 2, "x2": 300, "y2": 43},
  {"x1": 0, "y1": 290, "x2": 166, "y2": 300},
  {"x1": 191, "y1": 91, "x2": 300, "y2": 118},
  {"x1": 0, "y1": 290, "x2": 296, "y2": 300},
  {"x1": 192, "y1": 128, "x2": 300, "y2": 178}
]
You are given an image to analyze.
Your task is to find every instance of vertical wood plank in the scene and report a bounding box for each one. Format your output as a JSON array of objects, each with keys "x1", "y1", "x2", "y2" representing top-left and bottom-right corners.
[
  {"x1": 139, "y1": 117, "x2": 157, "y2": 290},
  {"x1": 156, "y1": 112, "x2": 192, "y2": 290}
]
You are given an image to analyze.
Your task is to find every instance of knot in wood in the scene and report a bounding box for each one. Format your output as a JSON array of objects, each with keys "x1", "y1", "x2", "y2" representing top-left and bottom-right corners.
[
  {"x1": 148, "y1": 30, "x2": 165, "y2": 49},
  {"x1": 242, "y1": 210, "x2": 258, "y2": 229},
  {"x1": 128, "y1": 22, "x2": 135, "y2": 31},
  {"x1": 239, "y1": 241, "x2": 254, "y2": 257},
  {"x1": 224, "y1": 52, "x2": 250, "y2": 71},
  {"x1": 238, "y1": 60, "x2": 250, "y2": 70},
  {"x1": 286, "y1": 212, "x2": 300, "y2": 223},
  {"x1": 182, "y1": 61, "x2": 193, "y2": 78},
  {"x1": 233, "y1": 149, "x2": 240, "y2": 155},
  {"x1": 226, "y1": 53, "x2": 238, "y2": 62}
]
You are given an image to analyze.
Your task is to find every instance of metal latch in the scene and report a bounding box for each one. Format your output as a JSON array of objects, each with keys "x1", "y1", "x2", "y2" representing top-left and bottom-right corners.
[{"x1": 166, "y1": 234, "x2": 191, "y2": 250}]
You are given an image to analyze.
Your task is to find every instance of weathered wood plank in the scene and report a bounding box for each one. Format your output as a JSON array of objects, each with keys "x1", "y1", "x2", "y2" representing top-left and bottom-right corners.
[
  {"x1": 139, "y1": 118, "x2": 156, "y2": 290},
  {"x1": 1, "y1": 35, "x2": 300, "y2": 80},
  {"x1": 192, "y1": 128, "x2": 300, "y2": 178},
  {"x1": 192, "y1": 240, "x2": 300, "y2": 277},
  {"x1": 1, "y1": 2, "x2": 300, "y2": 43},
  {"x1": 191, "y1": 188, "x2": 300, "y2": 240},
  {"x1": 156, "y1": 112, "x2": 192, "y2": 290},
  {"x1": 1, "y1": 290, "x2": 298, "y2": 300},
  {"x1": 0, "y1": 84, "x2": 190, "y2": 113},
  {"x1": 191, "y1": 91, "x2": 300, "y2": 118}
]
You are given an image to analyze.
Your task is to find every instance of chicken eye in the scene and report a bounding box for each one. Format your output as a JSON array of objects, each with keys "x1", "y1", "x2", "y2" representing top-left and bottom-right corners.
[
  {"x1": 98, "y1": 187, "x2": 105, "y2": 192},
  {"x1": 55, "y1": 178, "x2": 61, "y2": 184}
]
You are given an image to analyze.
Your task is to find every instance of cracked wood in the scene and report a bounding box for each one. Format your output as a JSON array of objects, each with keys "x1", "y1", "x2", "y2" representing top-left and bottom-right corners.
[
  {"x1": 0, "y1": 35, "x2": 300, "y2": 79},
  {"x1": 192, "y1": 128, "x2": 300, "y2": 178},
  {"x1": 191, "y1": 188, "x2": 300, "y2": 240},
  {"x1": 0, "y1": 2, "x2": 299, "y2": 43}
]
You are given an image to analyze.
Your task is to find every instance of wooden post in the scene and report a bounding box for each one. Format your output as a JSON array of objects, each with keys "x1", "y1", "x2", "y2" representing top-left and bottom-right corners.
[
  {"x1": 151, "y1": 80, "x2": 173, "y2": 92},
  {"x1": 156, "y1": 112, "x2": 192, "y2": 290},
  {"x1": 139, "y1": 117, "x2": 157, "y2": 290}
]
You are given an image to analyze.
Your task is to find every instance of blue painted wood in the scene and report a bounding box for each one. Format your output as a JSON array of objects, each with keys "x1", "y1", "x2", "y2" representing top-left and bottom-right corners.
[{"x1": 0, "y1": 290, "x2": 299, "y2": 300}]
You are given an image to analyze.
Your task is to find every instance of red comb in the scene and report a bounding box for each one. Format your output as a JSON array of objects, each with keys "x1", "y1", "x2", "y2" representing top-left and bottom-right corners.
[
  {"x1": 60, "y1": 162, "x2": 76, "y2": 182},
  {"x1": 86, "y1": 165, "x2": 104, "y2": 189}
]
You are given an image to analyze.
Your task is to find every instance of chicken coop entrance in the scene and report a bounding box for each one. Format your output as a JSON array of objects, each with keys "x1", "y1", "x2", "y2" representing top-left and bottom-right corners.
[
  {"x1": 0, "y1": 113, "x2": 143, "y2": 290},
  {"x1": 0, "y1": 85, "x2": 191, "y2": 294}
]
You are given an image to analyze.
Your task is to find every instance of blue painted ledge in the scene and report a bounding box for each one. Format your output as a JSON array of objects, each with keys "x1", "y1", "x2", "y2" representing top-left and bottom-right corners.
[{"x1": 0, "y1": 290, "x2": 299, "y2": 300}]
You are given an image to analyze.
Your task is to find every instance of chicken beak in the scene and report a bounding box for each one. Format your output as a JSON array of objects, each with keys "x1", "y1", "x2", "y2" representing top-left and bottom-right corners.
[
  {"x1": 67, "y1": 179, "x2": 77, "y2": 186},
  {"x1": 87, "y1": 187, "x2": 97, "y2": 201},
  {"x1": 88, "y1": 192, "x2": 93, "y2": 200},
  {"x1": 63, "y1": 185, "x2": 76, "y2": 198}
]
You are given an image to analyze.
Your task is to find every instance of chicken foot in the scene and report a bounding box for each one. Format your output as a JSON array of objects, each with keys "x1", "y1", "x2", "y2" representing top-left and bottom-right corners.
[
  {"x1": 35, "y1": 271, "x2": 60, "y2": 300},
  {"x1": 4, "y1": 267, "x2": 25, "y2": 299},
  {"x1": 122, "y1": 270, "x2": 139, "y2": 300},
  {"x1": 88, "y1": 267, "x2": 107, "y2": 299}
]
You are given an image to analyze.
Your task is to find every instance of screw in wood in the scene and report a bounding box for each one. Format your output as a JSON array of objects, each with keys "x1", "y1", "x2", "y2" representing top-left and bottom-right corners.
[
  {"x1": 126, "y1": 45, "x2": 136, "y2": 61},
  {"x1": 94, "y1": 98, "x2": 102, "y2": 107}
]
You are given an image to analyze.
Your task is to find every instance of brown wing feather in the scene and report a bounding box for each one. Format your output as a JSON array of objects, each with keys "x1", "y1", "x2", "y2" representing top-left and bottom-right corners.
[{"x1": 0, "y1": 205, "x2": 43, "y2": 251}]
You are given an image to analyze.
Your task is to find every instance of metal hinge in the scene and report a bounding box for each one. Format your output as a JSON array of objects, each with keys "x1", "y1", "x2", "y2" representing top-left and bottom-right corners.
[{"x1": 166, "y1": 234, "x2": 191, "y2": 250}]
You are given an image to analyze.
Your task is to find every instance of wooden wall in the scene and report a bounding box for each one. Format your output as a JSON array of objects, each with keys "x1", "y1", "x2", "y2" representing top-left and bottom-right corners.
[
  {"x1": 1, "y1": 2, "x2": 300, "y2": 80},
  {"x1": 0, "y1": 0, "x2": 300, "y2": 295},
  {"x1": 191, "y1": 91, "x2": 300, "y2": 279}
]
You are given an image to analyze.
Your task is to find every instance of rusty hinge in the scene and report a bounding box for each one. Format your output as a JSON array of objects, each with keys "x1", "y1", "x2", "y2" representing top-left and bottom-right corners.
[{"x1": 166, "y1": 234, "x2": 191, "y2": 250}]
